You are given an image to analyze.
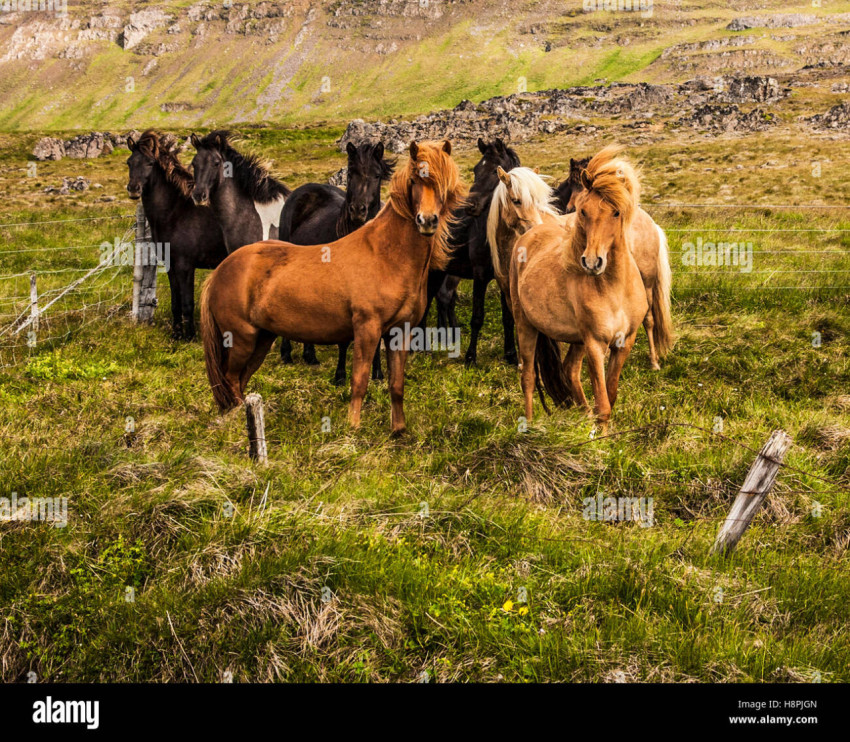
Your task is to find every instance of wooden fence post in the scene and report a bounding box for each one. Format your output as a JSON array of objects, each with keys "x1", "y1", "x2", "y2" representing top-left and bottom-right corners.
[
  {"x1": 29, "y1": 272, "x2": 38, "y2": 333},
  {"x1": 710, "y1": 429, "x2": 792, "y2": 556},
  {"x1": 244, "y1": 393, "x2": 268, "y2": 464},
  {"x1": 132, "y1": 203, "x2": 157, "y2": 323}
]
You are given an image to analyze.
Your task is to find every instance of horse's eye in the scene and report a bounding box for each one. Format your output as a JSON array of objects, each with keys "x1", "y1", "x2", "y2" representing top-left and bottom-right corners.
[
  {"x1": 512, "y1": 199, "x2": 521, "y2": 206},
  {"x1": 613, "y1": 210, "x2": 620, "y2": 218},
  {"x1": 581, "y1": 209, "x2": 587, "y2": 218}
]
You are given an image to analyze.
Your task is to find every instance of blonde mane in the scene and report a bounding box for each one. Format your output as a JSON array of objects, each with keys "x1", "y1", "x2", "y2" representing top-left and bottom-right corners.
[
  {"x1": 580, "y1": 144, "x2": 640, "y2": 225},
  {"x1": 388, "y1": 141, "x2": 467, "y2": 270},
  {"x1": 486, "y1": 167, "x2": 559, "y2": 259}
]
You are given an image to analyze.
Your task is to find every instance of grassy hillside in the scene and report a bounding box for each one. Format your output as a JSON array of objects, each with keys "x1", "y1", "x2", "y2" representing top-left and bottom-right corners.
[
  {"x1": 2, "y1": 0, "x2": 850, "y2": 130},
  {"x1": 0, "y1": 120, "x2": 848, "y2": 681}
]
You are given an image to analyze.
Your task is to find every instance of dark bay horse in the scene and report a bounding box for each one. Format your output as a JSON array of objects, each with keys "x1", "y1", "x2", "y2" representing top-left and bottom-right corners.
[
  {"x1": 277, "y1": 140, "x2": 395, "y2": 384},
  {"x1": 553, "y1": 157, "x2": 590, "y2": 214},
  {"x1": 189, "y1": 130, "x2": 291, "y2": 250},
  {"x1": 125, "y1": 130, "x2": 227, "y2": 340},
  {"x1": 423, "y1": 137, "x2": 522, "y2": 366},
  {"x1": 201, "y1": 140, "x2": 467, "y2": 435}
]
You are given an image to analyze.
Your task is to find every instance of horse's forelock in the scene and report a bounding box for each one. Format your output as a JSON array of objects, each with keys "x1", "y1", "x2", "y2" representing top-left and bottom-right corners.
[{"x1": 583, "y1": 146, "x2": 639, "y2": 222}]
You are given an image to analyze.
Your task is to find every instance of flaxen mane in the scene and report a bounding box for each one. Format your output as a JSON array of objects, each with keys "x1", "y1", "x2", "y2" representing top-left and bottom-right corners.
[
  {"x1": 388, "y1": 141, "x2": 467, "y2": 270},
  {"x1": 195, "y1": 130, "x2": 291, "y2": 203},
  {"x1": 487, "y1": 166, "x2": 559, "y2": 279},
  {"x1": 137, "y1": 130, "x2": 194, "y2": 200}
]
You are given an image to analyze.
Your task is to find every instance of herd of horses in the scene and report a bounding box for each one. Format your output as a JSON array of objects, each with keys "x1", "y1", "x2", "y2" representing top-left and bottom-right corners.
[{"x1": 124, "y1": 131, "x2": 673, "y2": 435}]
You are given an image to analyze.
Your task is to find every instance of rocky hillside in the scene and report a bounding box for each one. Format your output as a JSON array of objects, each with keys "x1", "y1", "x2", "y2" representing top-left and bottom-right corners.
[{"x1": 1, "y1": 1, "x2": 850, "y2": 130}]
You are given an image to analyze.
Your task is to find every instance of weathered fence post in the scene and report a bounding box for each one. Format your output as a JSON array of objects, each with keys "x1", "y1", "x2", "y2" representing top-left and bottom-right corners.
[
  {"x1": 132, "y1": 203, "x2": 157, "y2": 323},
  {"x1": 29, "y1": 272, "x2": 38, "y2": 333},
  {"x1": 711, "y1": 429, "x2": 792, "y2": 556},
  {"x1": 244, "y1": 393, "x2": 268, "y2": 464}
]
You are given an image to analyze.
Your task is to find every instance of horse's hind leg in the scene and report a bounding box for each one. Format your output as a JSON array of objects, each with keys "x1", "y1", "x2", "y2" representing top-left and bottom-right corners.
[
  {"x1": 371, "y1": 343, "x2": 384, "y2": 381},
  {"x1": 224, "y1": 329, "x2": 266, "y2": 405},
  {"x1": 499, "y1": 290, "x2": 518, "y2": 366},
  {"x1": 563, "y1": 343, "x2": 589, "y2": 409},
  {"x1": 302, "y1": 343, "x2": 319, "y2": 366},
  {"x1": 643, "y1": 286, "x2": 660, "y2": 370},
  {"x1": 242, "y1": 331, "x2": 276, "y2": 389},
  {"x1": 514, "y1": 308, "x2": 538, "y2": 421},
  {"x1": 385, "y1": 340, "x2": 408, "y2": 436},
  {"x1": 605, "y1": 333, "x2": 637, "y2": 410},
  {"x1": 279, "y1": 338, "x2": 293, "y2": 364}
]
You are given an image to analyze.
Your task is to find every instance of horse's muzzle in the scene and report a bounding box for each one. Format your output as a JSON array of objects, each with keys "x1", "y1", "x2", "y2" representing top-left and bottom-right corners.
[
  {"x1": 127, "y1": 187, "x2": 141, "y2": 200},
  {"x1": 416, "y1": 213, "x2": 438, "y2": 235}
]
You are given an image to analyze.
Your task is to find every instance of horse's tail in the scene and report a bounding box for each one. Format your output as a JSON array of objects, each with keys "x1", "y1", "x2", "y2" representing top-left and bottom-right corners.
[
  {"x1": 534, "y1": 334, "x2": 571, "y2": 413},
  {"x1": 200, "y1": 276, "x2": 238, "y2": 412},
  {"x1": 652, "y1": 223, "x2": 675, "y2": 359}
]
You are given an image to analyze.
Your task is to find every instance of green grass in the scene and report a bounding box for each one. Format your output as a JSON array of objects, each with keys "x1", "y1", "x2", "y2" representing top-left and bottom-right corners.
[{"x1": 0, "y1": 121, "x2": 848, "y2": 681}]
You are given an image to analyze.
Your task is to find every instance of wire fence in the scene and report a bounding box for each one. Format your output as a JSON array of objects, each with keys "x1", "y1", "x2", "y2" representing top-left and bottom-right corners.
[{"x1": 0, "y1": 214, "x2": 137, "y2": 370}]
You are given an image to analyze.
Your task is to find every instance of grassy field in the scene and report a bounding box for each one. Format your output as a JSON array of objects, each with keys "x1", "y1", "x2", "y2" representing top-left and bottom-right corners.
[{"x1": 0, "y1": 124, "x2": 848, "y2": 683}]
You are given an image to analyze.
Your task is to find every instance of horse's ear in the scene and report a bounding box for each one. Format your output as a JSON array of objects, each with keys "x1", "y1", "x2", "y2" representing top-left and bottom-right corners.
[
  {"x1": 580, "y1": 169, "x2": 592, "y2": 190},
  {"x1": 533, "y1": 166, "x2": 540, "y2": 174},
  {"x1": 409, "y1": 141, "x2": 419, "y2": 160},
  {"x1": 346, "y1": 141, "x2": 357, "y2": 157},
  {"x1": 190, "y1": 133, "x2": 201, "y2": 148},
  {"x1": 570, "y1": 158, "x2": 576, "y2": 168},
  {"x1": 127, "y1": 134, "x2": 138, "y2": 152},
  {"x1": 373, "y1": 141, "x2": 384, "y2": 160},
  {"x1": 495, "y1": 139, "x2": 506, "y2": 152},
  {"x1": 496, "y1": 166, "x2": 511, "y2": 186},
  {"x1": 477, "y1": 137, "x2": 487, "y2": 154},
  {"x1": 213, "y1": 133, "x2": 222, "y2": 149},
  {"x1": 441, "y1": 140, "x2": 452, "y2": 155}
]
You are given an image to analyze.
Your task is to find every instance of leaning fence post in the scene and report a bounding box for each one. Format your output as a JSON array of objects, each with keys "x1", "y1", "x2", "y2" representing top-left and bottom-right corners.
[
  {"x1": 29, "y1": 272, "x2": 38, "y2": 333},
  {"x1": 711, "y1": 429, "x2": 792, "y2": 556},
  {"x1": 244, "y1": 393, "x2": 268, "y2": 464},
  {"x1": 132, "y1": 203, "x2": 157, "y2": 323}
]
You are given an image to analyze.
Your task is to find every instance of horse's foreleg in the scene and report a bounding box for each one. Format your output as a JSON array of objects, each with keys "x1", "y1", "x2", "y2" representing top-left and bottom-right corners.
[
  {"x1": 606, "y1": 333, "x2": 637, "y2": 409},
  {"x1": 585, "y1": 340, "x2": 612, "y2": 432},
  {"x1": 180, "y1": 267, "x2": 196, "y2": 340},
  {"x1": 499, "y1": 290, "x2": 518, "y2": 366},
  {"x1": 514, "y1": 307, "x2": 538, "y2": 421},
  {"x1": 419, "y1": 270, "x2": 445, "y2": 331},
  {"x1": 303, "y1": 343, "x2": 319, "y2": 366},
  {"x1": 279, "y1": 338, "x2": 293, "y2": 364},
  {"x1": 371, "y1": 343, "x2": 384, "y2": 381},
  {"x1": 385, "y1": 341, "x2": 408, "y2": 436},
  {"x1": 563, "y1": 343, "x2": 588, "y2": 409},
  {"x1": 643, "y1": 287, "x2": 660, "y2": 370},
  {"x1": 348, "y1": 322, "x2": 381, "y2": 428},
  {"x1": 168, "y1": 271, "x2": 183, "y2": 340},
  {"x1": 333, "y1": 342, "x2": 349, "y2": 386},
  {"x1": 465, "y1": 274, "x2": 489, "y2": 367}
]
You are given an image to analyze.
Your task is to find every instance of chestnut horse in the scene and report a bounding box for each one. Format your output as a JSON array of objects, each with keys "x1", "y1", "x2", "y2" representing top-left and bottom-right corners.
[
  {"x1": 200, "y1": 140, "x2": 466, "y2": 435},
  {"x1": 510, "y1": 146, "x2": 673, "y2": 431}
]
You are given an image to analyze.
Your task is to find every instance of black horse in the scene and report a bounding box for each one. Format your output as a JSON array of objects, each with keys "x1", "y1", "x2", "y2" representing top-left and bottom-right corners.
[
  {"x1": 552, "y1": 156, "x2": 590, "y2": 214},
  {"x1": 278, "y1": 141, "x2": 394, "y2": 385},
  {"x1": 423, "y1": 137, "x2": 522, "y2": 366},
  {"x1": 125, "y1": 130, "x2": 227, "y2": 340}
]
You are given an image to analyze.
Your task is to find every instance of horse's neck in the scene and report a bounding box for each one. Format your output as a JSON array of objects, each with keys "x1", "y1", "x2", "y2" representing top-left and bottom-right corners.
[
  {"x1": 374, "y1": 206, "x2": 433, "y2": 280},
  {"x1": 212, "y1": 177, "x2": 256, "y2": 245},
  {"x1": 142, "y1": 168, "x2": 184, "y2": 236}
]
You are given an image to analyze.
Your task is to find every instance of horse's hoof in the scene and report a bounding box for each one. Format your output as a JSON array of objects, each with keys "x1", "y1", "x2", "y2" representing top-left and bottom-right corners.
[
  {"x1": 390, "y1": 425, "x2": 407, "y2": 438},
  {"x1": 372, "y1": 371, "x2": 384, "y2": 381},
  {"x1": 280, "y1": 355, "x2": 293, "y2": 365},
  {"x1": 650, "y1": 362, "x2": 661, "y2": 371},
  {"x1": 464, "y1": 355, "x2": 477, "y2": 368},
  {"x1": 171, "y1": 330, "x2": 183, "y2": 341},
  {"x1": 505, "y1": 353, "x2": 519, "y2": 366},
  {"x1": 333, "y1": 375, "x2": 346, "y2": 387},
  {"x1": 304, "y1": 355, "x2": 320, "y2": 366}
]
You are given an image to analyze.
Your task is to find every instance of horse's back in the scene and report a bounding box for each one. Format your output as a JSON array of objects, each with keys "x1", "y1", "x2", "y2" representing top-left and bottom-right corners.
[{"x1": 279, "y1": 183, "x2": 345, "y2": 244}]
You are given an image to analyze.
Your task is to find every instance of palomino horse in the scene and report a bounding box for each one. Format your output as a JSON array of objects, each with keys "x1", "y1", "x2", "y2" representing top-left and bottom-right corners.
[
  {"x1": 200, "y1": 140, "x2": 466, "y2": 435},
  {"x1": 278, "y1": 140, "x2": 395, "y2": 383},
  {"x1": 509, "y1": 146, "x2": 673, "y2": 430},
  {"x1": 555, "y1": 154, "x2": 671, "y2": 369},
  {"x1": 487, "y1": 165, "x2": 564, "y2": 299},
  {"x1": 125, "y1": 130, "x2": 227, "y2": 340}
]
